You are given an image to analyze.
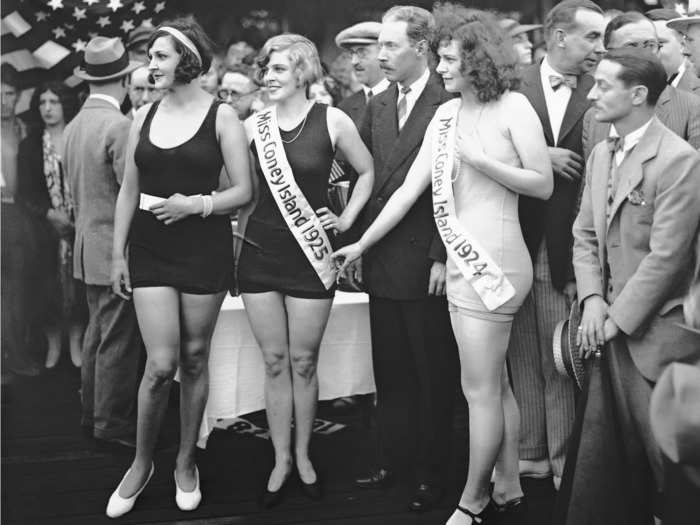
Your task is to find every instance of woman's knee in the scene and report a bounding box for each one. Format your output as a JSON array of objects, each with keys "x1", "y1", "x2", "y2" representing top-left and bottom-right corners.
[
  {"x1": 179, "y1": 338, "x2": 209, "y2": 378},
  {"x1": 290, "y1": 350, "x2": 317, "y2": 381},
  {"x1": 262, "y1": 349, "x2": 289, "y2": 379},
  {"x1": 144, "y1": 355, "x2": 178, "y2": 389},
  {"x1": 461, "y1": 375, "x2": 502, "y2": 405}
]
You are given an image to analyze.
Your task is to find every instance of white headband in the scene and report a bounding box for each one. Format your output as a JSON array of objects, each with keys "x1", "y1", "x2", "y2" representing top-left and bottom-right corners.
[{"x1": 159, "y1": 26, "x2": 202, "y2": 66}]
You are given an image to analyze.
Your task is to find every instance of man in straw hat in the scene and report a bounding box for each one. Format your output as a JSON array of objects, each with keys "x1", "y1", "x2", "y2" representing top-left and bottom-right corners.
[
  {"x1": 63, "y1": 36, "x2": 143, "y2": 448},
  {"x1": 668, "y1": 1, "x2": 700, "y2": 78},
  {"x1": 567, "y1": 47, "x2": 700, "y2": 523}
]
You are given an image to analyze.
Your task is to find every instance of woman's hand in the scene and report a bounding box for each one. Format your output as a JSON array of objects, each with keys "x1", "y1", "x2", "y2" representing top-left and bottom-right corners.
[
  {"x1": 46, "y1": 208, "x2": 74, "y2": 237},
  {"x1": 316, "y1": 207, "x2": 350, "y2": 234},
  {"x1": 111, "y1": 256, "x2": 132, "y2": 300},
  {"x1": 331, "y1": 242, "x2": 364, "y2": 275},
  {"x1": 150, "y1": 193, "x2": 201, "y2": 225}
]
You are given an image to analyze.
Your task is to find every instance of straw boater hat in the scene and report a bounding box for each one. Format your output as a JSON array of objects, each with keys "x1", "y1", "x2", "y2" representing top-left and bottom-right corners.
[
  {"x1": 499, "y1": 18, "x2": 542, "y2": 37},
  {"x1": 74, "y1": 36, "x2": 142, "y2": 81},
  {"x1": 552, "y1": 301, "x2": 588, "y2": 390},
  {"x1": 335, "y1": 21, "x2": 382, "y2": 49},
  {"x1": 667, "y1": 12, "x2": 700, "y2": 32}
]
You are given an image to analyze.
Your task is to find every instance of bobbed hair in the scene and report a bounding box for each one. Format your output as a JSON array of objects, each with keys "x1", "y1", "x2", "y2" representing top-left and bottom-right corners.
[
  {"x1": 148, "y1": 17, "x2": 213, "y2": 83},
  {"x1": 602, "y1": 48, "x2": 667, "y2": 106},
  {"x1": 29, "y1": 81, "x2": 79, "y2": 128},
  {"x1": 255, "y1": 33, "x2": 323, "y2": 91},
  {"x1": 434, "y1": 6, "x2": 520, "y2": 103}
]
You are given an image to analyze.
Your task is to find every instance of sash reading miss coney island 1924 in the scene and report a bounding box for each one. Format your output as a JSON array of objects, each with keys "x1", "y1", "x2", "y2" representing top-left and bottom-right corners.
[
  {"x1": 431, "y1": 99, "x2": 515, "y2": 311},
  {"x1": 252, "y1": 107, "x2": 336, "y2": 290}
]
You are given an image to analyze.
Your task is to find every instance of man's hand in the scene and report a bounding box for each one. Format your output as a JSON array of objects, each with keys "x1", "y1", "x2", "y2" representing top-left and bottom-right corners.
[
  {"x1": 563, "y1": 281, "x2": 577, "y2": 308},
  {"x1": 549, "y1": 147, "x2": 584, "y2": 182},
  {"x1": 428, "y1": 261, "x2": 446, "y2": 296},
  {"x1": 578, "y1": 294, "x2": 607, "y2": 358}
]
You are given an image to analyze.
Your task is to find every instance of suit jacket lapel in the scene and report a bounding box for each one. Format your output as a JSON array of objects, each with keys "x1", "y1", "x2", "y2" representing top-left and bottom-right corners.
[
  {"x1": 374, "y1": 77, "x2": 442, "y2": 195},
  {"x1": 520, "y1": 65, "x2": 555, "y2": 145},
  {"x1": 558, "y1": 74, "x2": 593, "y2": 145},
  {"x1": 654, "y1": 86, "x2": 671, "y2": 125},
  {"x1": 372, "y1": 84, "x2": 400, "y2": 192},
  {"x1": 606, "y1": 117, "x2": 662, "y2": 231},
  {"x1": 591, "y1": 145, "x2": 611, "y2": 264}
]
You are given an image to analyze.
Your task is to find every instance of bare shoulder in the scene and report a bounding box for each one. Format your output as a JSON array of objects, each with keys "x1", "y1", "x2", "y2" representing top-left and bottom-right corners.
[
  {"x1": 326, "y1": 105, "x2": 353, "y2": 129},
  {"x1": 500, "y1": 91, "x2": 534, "y2": 114}
]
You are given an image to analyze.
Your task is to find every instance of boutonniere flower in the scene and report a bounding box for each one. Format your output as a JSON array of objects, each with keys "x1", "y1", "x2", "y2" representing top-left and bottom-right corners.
[{"x1": 627, "y1": 189, "x2": 647, "y2": 206}]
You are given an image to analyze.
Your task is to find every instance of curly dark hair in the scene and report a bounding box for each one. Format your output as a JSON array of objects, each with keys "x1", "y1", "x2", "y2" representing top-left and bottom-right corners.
[
  {"x1": 433, "y1": 5, "x2": 520, "y2": 103},
  {"x1": 29, "y1": 81, "x2": 79, "y2": 128},
  {"x1": 148, "y1": 17, "x2": 213, "y2": 84}
]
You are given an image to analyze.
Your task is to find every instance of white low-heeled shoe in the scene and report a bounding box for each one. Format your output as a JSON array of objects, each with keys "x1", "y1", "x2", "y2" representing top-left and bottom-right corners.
[
  {"x1": 106, "y1": 463, "x2": 154, "y2": 518},
  {"x1": 174, "y1": 466, "x2": 202, "y2": 511}
]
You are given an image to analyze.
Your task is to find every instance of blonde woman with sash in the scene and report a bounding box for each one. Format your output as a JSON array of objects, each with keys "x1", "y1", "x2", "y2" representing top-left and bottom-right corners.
[
  {"x1": 107, "y1": 20, "x2": 252, "y2": 517},
  {"x1": 237, "y1": 34, "x2": 373, "y2": 507},
  {"x1": 333, "y1": 9, "x2": 552, "y2": 525}
]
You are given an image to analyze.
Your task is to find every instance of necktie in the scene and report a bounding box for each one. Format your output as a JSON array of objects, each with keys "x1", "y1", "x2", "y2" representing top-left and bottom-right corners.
[
  {"x1": 397, "y1": 86, "x2": 411, "y2": 130},
  {"x1": 606, "y1": 135, "x2": 624, "y2": 221},
  {"x1": 549, "y1": 74, "x2": 577, "y2": 91},
  {"x1": 667, "y1": 73, "x2": 678, "y2": 85},
  {"x1": 366, "y1": 89, "x2": 373, "y2": 103}
]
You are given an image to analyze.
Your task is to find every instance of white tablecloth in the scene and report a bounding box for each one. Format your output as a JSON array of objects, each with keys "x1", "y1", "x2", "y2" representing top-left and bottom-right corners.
[{"x1": 196, "y1": 291, "x2": 375, "y2": 446}]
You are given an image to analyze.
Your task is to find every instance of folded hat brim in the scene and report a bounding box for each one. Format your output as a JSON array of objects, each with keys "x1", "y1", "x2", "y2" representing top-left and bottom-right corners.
[
  {"x1": 510, "y1": 24, "x2": 542, "y2": 37},
  {"x1": 73, "y1": 59, "x2": 143, "y2": 82},
  {"x1": 667, "y1": 15, "x2": 700, "y2": 31},
  {"x1": 338, "y1": 37, "x2": 378, "y2": 47}
]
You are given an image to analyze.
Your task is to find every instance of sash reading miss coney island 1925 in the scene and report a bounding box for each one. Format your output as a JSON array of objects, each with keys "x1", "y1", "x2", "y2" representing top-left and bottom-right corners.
[
  {"x1": 431, "y1": 99, "x2": 516, "y2": 311},
  {"x1": 252, "y1": 107, "x2": 336, "y2": 290}
]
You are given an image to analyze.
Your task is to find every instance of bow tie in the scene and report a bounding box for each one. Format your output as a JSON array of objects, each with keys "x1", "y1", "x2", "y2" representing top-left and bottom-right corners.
[
  {"x1": 549, "y1": 74, "x2": 577, "y2": 90},
  {"x1": 606, "y1": 135, "x2": 624, "y2": 154}
]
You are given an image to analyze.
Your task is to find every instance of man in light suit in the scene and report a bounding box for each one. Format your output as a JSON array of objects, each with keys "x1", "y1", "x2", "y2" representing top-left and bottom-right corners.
[
  {"x1": 64, "y1": 37, "x2": 142, "y2": 447},
  {"x1": 352, "y1": 6, "x2": 457, "y2": 512},
  {"x1": 582, "y1": 12, "x2": 700, "y2": 160},
  {"x1": 647, "y1": 9, "x2": 700, "y2": 96},
  {"x1": 571, "y1": 48, "x2": 700, "y2": 523},
  {"x1": 510, "y1": 0, "x2": 606, "y2": 487}
]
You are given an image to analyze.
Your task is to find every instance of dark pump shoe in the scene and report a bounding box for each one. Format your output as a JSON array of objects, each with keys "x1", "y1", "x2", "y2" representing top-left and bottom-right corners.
[
  {"x1": 409, "y1": 483, "x2": 443, "y2": 512},
  {"x1": 260, "y1": 473, "x2": 291, "y2": 509},
  {"x1": 355, "y1": 468, "x2": 393, "y2": 489},
  {"x1": 299, "y1": 474, "x2": 323, "y2": 500}
]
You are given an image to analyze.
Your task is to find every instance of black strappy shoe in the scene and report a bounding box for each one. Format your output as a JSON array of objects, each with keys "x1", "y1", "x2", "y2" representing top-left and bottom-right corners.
[
  {"x1": 455, "y1": 499, "x2": 497, "y2": 524},
  {"x1": 493, "y1": 495, "x2": 527, "y2": 518}
]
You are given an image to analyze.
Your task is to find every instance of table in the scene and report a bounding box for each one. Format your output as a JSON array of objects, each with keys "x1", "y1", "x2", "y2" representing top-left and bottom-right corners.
[{"x1": 195, "y1": 291, "x2": 375, "y2": 447}]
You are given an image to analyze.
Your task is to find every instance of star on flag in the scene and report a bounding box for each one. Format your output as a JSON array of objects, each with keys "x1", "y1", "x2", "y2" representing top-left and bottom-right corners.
[
  {"x1": 132, "y1": 2, "x2": 146, "y2": 15},
  {"x1": 82, "y1": 0, "x2": 99, "y2": 5},
  {"x1": 51, "y1": 26, "x2": 66, "y2": 38},
  {"x1": 71, "y1": 39, "x2": 87, "y2": 52},
  {"x1": 155, "y1": 2, "x2": 166, "y2": 13},
  {"x1": 47, "y1": 0, "x2": 64, "y2": 11},
  {"x1": 120, "y1": 19, "x2": 135, "y2": 33},
  {"x1": 107, "y1": 0, "x2": 123, "y2": 12},
  {"x1": 96, "y1": 16, "x2": 111, "y2": 28},
  {"x1": 73, "y1": 7, "x2": 87, "y2": 21},
  {"x1": 35, "y1": 11, "x2": 49, "y2": 22}
]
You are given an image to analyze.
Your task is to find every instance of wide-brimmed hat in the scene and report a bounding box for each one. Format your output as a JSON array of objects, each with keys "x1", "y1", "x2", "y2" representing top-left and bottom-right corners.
[
  {"x1": 552, "y1": 301, "x2": 588, "y2": 390},
  {"x1": 499, "y1": 18, "x2": 542, "y2": 38},
  {"x1": 335, "y1": 22, "x2": 382, "y2": 49},
  {"x1": 650, "y1": 362, "x2": 700, "y2": 486},
  {"x1": 668, "y1": 11, "x2": 700, "y2": 32},
  {"x1": 74, "y1": 36, "x2": 142, "y2": 81}
]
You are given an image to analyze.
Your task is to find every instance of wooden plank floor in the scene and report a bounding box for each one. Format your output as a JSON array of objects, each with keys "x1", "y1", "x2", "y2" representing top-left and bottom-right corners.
[{"x1": 2, "y1": 359, "x2": 556, "y2": 524}]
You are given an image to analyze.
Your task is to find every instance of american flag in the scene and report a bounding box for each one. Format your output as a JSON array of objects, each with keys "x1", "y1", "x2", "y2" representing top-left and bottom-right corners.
[{"x1": 1, "y1": 0, "x2": 172, "y2": 112}]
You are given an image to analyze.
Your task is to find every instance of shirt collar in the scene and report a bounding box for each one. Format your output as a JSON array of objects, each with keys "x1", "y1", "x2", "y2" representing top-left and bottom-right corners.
[
  {"x1": 398, "y1": 66, "x2": 430, "y2": 99},
  {"x1": 671, "y1": 61, "x2": 687, "y2": 88},
  {"x1": 364, "y1": 78, "x2": 390, "y2": 97},
  {"x1": 610, "y1": 117, "x2": 654, "y2": 153},
  {"x1": 540, "y1": 56, "x2": 567, "y2": 83},
  {"x1": 87, "y1": 94, "x2": 121, "y2": 111}
]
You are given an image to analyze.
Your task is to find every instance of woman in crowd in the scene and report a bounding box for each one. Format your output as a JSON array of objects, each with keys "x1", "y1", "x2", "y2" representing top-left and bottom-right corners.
[
  {"x1": 309, "y1": 74, "x2": 343, "y2": 106},
  {"x1": 17, "y1": 82, "x2": 86, "y2": 369},
  {"x1": 237, "y1": 33, "x2": 373, "y2": 506},
  {"x1": 333, "y1": 8, "x2": 552, "y2": 524},
  {"x1": 107, "y1": 18, "x2": 252, "y2": 517}
]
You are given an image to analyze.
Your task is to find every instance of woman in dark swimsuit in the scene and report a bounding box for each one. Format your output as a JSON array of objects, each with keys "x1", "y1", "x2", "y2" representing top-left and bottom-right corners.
[
  {"x1": 108, "y1": 19, "x2": 251, "y2": 517},
  {"x1": 238, "y1": 34, "x2": 373, "y2": 506}
]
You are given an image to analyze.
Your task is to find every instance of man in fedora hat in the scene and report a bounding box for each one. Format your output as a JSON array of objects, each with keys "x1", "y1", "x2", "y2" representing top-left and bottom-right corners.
[
  {"x1": 63, "y1": 36, "x2": 143, "y2": 447},
  {"x1": 568, "y1": 48, "x2": 700, "y2": 523},
  {"x1": 668, "y1": 5, "x2": 700, "y2": 78}
]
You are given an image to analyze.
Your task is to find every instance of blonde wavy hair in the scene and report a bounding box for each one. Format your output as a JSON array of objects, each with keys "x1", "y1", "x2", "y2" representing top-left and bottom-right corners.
[{"x1": 256, "y1": 33, "x2": 323, "y2": 91}]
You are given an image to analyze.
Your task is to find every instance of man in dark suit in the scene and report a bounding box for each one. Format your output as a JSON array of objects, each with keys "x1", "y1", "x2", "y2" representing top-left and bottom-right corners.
[
  {"x1": 351, "y1": 5, "x2": 457, "y2": 512},
  {"x1": 582, "y1": 12, "x2": 700, "y2": 159},
  {"x1": 647, "y1": 9, "x2": 700, "y2": 96},
  {"x1": 569, "y1": 48, "x2": 700, "y2": 523},
  {"x1": 335, "y1": 22, "x2": 389, "y2": 127},
  {"x1": 510, "y1": 0, "x2": 606, "y2": 488}
]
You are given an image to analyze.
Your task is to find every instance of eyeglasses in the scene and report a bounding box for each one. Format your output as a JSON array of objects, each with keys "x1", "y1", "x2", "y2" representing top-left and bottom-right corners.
[
  {"x1": 622, "y1": 40, "x2": 662, "y2": 52},
  {"x1": 217, "y1": 88, "x2": 257, "y2": 101},
  {"x1": 346, "y1": 47, "x2": 373, "y2": 59}
]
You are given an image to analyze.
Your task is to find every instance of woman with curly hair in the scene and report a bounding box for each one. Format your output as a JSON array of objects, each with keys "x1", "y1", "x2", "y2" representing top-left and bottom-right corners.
[
  {"x1": 108, "y1": 17, "x2": 252, "y2": 517},
  {"x1": 17, "y1": 81, "x2": 86, "y2": 369},
  {"x1": 333, "y1": 6, "x2": 553, "y2": 524}
]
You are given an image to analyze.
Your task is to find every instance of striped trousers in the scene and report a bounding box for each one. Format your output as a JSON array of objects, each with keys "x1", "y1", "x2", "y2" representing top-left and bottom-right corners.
[{"x1": 507, "y1": 242, "x2": 576, "y2": 478}]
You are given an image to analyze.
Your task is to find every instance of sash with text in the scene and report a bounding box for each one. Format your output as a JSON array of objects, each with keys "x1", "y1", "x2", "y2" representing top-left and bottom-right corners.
[
  {"x1": 252, "y1": 107, "x2": 336, "y2": 290},
  {"x1": 431, "y1": 99, "x2": 516, "y2": 311}
]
